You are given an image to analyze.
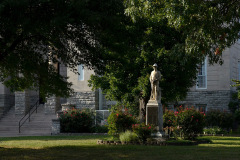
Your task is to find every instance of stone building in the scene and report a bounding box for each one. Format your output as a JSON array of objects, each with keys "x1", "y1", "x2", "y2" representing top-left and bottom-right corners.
[
  {"x1": 0, "y1": 42, "x2": 240, "y2": 119},
  {"x1": 171, "y1": 42, "x2": 240, "y2": 112}
]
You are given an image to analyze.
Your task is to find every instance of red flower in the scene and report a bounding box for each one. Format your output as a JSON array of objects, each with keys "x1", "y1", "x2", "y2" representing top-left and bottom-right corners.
[
  {"x1": 192, "y1": 116, "x2": 194, "y2": 118},
  {"x1": 116, "y1": 113, "x2": 119, "y2": 116}
]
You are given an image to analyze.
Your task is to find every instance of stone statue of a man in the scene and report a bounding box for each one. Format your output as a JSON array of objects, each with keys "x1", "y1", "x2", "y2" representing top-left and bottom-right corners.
[{"x1": 150, "y1": 63, "x2": 161, "y2": 101}]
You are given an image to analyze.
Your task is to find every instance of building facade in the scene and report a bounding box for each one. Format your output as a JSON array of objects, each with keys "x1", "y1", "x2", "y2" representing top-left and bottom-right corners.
[
  {"x1": 0, "y1": 42, "x2": 240, "y2": 119},
  {"x1": 172, "y1": 42, "x2": 240, "y2": 112}
]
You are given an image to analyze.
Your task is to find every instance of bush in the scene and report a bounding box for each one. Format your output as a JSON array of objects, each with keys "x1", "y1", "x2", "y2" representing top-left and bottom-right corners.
[
  {"x1": 119, "y1": 130, "x2": 138, "y2": 142},
  {"x1": 107, "y1": 106, "x2": 138, "y2": 136},
  {"x1": 60, "y1": 108, "x2": 94, "y2": 133},
  {"x1": 132, "y1": 123, "x2": 154, "y2": 142},
  {"x1": 163, "y1": 107, "x2": 205, "y2": 140},
  {"x1": 92, "y1": 125, "x2": 109, "y2": 133},
  {"x1": 205, "y1": 110, "x2": 233, "y2": 130},
  {"x1": 163, "y1": 110, "x2": 177, "y2": 128},
  {"x1": 177, "y1": 107, "x2": 205, "y2": 140},
  {"x1": 203, "y1": 126, "x2": 226, "y2": 135},
  {"x1": 234, "y1": 110, "x2": 240, "y2": 124}
]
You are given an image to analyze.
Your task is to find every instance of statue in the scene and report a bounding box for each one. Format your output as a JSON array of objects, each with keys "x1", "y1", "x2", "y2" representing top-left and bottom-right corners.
[
  {"x1": 146, "y1": 63, "x2": 164, "y2": 135},
  {"x1": 149, "y1": 63, "x2": 161, "y2": 102}
]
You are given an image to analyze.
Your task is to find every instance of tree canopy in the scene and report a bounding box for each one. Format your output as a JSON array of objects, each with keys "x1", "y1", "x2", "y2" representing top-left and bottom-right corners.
[
  {"x1": 89, "y1": 0, "x2": 240, "y2": 108},
  {"x1": 0, "y1": 0, "x2": 240, "y2": 106},
  {"x1": 0, "y1": 0, "x2": 123, "y2": 98}
]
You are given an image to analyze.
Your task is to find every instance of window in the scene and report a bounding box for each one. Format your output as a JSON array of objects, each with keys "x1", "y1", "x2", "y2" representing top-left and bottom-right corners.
[
  {"x1": 78, "y1": 64, "x2": 84, "y2": 81},
  {"x1": 197, "y1": 58, "x2": 207, "y2": 89}
]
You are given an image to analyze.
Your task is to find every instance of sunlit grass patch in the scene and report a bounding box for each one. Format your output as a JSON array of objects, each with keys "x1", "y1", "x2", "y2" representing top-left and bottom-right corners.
[
  {"x1": 0, "y1": 135, "x2": 111, "y2": 149},
  {"x1": 0, "y1": 136, "x2": 240, "y2": 160}
]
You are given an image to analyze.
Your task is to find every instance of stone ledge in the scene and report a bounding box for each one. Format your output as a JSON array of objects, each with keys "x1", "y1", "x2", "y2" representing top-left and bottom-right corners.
[{"x1": 97, "y1": 140, "x2": 167, "y2": 146}]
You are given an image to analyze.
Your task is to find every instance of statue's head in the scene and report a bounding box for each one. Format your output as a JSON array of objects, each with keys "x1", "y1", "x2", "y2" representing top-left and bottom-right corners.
[{"x1": 153, "y1": 63, "x2": 158, "y2": 70}]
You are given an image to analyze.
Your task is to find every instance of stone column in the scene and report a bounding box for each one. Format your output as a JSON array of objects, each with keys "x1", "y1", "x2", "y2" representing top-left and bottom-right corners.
[{"x1": 15, "y1": 91, "x2": 30, "y2": 115}]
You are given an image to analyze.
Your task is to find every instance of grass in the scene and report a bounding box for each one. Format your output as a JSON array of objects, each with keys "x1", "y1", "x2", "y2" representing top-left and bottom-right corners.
[{"x1": 0, "y1": 135, "x2": 240, "y2": 160}]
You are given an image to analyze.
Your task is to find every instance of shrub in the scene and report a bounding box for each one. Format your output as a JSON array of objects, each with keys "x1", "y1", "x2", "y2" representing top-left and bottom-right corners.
[
  {"x1": 203, "y1": 126, "x2": 226, "y2": 135},
  {"x1": 119, "y1": 130, "x2": 138, "y2": 142},
  {"x1": 163, "y1": 107, "x2": 205, "y2": 140},
  {"x1": 163, "y1": 110, "x2": 177, "y2": 128},
  {"x1": 205, "y1": 110, "x2": 233, "y2": 130},
  {"x1": 132, "y1": 123, "x2": 154, "y2": 142},
  {"x1": 177, "y1": 107, "x2": 205, "y2": 140},
  {"x1": 234, "y1": 110, "x2": 240, "y2": 124},
  {"x1": 60, "y1": 108, "x2": 94, "y2": 133},
  {"x1": 92, "y1": 125, "x2": 109, "y2": 133},
  {"x1": 107, "y1": 106, "x2": 138, "y2": 136}
]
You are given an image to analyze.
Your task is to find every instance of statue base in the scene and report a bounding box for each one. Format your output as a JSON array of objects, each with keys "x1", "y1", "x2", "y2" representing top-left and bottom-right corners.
[{"x1": 146, "y1": 100, "x2": 163, "y2": 132}]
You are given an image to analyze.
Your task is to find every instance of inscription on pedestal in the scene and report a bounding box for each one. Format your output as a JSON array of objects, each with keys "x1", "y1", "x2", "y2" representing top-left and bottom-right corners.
[
  {"x1": 146, "y1": 100, "x2": 163, "y2": 132},
  {"x1": 147, "y1": 107, "x2": 158, "y2": 126}
]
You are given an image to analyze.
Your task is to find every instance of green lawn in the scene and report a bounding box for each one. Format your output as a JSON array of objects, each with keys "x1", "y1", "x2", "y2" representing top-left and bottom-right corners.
[{"x1": 0, "y1": 135, "x2": 240, "y2": 160}]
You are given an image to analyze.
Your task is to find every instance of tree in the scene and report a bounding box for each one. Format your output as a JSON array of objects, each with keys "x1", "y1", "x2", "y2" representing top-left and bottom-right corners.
[
  {"x1": 1, "y1": 0, "x2": 240, "y2": 106},
  {"x1": 89, "y1": 0, "x2": 240, "y2": 112},
  {"x1": 0, "y1": 0, "x2": 124, "y2": 98}
]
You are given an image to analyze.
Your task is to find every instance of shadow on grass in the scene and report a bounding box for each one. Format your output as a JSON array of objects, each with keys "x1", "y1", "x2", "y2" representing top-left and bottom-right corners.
[
  {"x1": 0, "y1": 136, "x2": 240, "y2": 160},
  {"x1": 0, "y1": 135, "x2": 111, "y2": 142},
  {"x1": 0, "y1": 144, "x2": 240, "y2": 160}
]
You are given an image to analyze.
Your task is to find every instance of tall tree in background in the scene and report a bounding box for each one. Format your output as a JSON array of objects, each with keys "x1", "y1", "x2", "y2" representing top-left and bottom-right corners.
[
  {"x1": 89, "y1": 0, "x2": 240, "y2": 111},
  {"x1": 0, "y1": 0, "x2": 240, "y2": 109},
  {"x1": 0, "y1": 0, "x2": 124, "y2": 98}
]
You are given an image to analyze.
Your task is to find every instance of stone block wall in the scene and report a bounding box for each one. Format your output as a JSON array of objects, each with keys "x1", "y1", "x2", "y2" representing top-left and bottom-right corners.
[
  {"x1": 15, "y1": 91, "x2": 30, "y2": 115},
  {"x1": 168, "y1": 90, "x2": 232, "y2": 111},
  {"x1": 45, "y1": 96, "x2": 60, "y2": 114},
  {"x1": 52, "y1": 119, "x2": 60, "y2": 135},
  {"x1": 67, "y1": 91, "x2": 97, "y2": 109}
]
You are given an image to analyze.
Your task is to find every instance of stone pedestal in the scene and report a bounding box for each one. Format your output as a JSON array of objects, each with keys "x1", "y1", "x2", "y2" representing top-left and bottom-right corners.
[{"x1": 146, "y1": 100, "x2": 163, "y2": 134}]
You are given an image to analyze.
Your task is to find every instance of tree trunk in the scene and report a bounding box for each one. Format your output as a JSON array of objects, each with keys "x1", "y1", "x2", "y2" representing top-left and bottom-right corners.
[{"x1": 139, "y1": 97, "x2": 148, "y2": 123}]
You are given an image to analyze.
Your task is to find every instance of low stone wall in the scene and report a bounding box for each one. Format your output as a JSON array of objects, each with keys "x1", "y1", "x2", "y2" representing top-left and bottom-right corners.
[
  {"x1": 169, "y1": 90, "x2": 232, "y2": 111},
  {"x1": 52, "y1": 119, "x2": 60, "y2": 135}
]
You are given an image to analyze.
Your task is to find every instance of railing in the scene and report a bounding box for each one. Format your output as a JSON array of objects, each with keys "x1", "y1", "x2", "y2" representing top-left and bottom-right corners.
[
  {"x1": 18, "y1": 100, "x2": 40, "y2": 133},
  {"x1": 95, "y1": 110, "x2": 110, "y2": 125}
]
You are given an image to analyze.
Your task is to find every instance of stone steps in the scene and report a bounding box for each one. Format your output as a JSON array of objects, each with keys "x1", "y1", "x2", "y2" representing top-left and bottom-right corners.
[{"x1": 0, "y1": 105, "x2": 57, "y2": 137}]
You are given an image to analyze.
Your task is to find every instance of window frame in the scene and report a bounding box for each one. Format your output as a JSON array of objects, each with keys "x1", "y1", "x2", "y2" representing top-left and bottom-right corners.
[
  {"x1": 78, "y1": 64, "x2": 84, "y2": 81},
  {"x1": 196, "y1": 58, "x2": 207, "y2": 89}
]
